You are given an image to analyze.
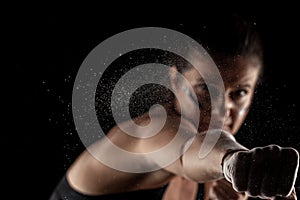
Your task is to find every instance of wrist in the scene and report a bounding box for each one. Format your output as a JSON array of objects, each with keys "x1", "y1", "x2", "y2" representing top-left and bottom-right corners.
[{"x1": 222, "y1": 149, "x2": 246, "y2": 182}]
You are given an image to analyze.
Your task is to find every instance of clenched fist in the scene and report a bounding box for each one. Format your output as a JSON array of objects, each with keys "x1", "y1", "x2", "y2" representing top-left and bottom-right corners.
[{"x1": 222, "y1": 145, "x2": 299, "y2": 199}]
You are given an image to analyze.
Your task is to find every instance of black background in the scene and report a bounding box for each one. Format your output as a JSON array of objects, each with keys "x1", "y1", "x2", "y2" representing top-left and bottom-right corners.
[{"x1": 9, "y1": 5, "x2": 300, "y2": 199}]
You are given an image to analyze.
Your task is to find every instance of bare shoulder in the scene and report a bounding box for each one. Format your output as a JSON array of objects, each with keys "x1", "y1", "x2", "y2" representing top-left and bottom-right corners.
[
  {"x1": 104, "y1": 107, "x2": 198, "y2": 154},
  {"x1": 106, "y1": 112, "x2": 178, "y2": 152}
]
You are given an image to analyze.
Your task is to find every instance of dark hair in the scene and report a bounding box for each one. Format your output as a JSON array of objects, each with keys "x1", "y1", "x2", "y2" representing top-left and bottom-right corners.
[
  {"x1": 96, "y1": 15, "x2": 265, "y2": 131},
  {"x1": 175, "y1": 14, "x2": 264, "y2": 75}
]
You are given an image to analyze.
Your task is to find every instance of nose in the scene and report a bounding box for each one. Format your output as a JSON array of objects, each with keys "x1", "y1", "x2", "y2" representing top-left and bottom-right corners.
[{"x1": 224, "y1": 93, "x2": 234, "y2": 118}]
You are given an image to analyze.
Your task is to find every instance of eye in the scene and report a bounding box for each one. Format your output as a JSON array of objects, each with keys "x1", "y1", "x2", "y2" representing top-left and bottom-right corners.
[
  {"x1": 230, "y1": 89, "x2": 249, "y2": 100},
  {"x1": 196, "y1": 83, "x2": 221, "y2": 101},
  {"x1": 197, "y1": 83, "x2": 208, "y2": 91},
  {"x1": 235, "y1": 89, "x2": 248, "y2": 97}
]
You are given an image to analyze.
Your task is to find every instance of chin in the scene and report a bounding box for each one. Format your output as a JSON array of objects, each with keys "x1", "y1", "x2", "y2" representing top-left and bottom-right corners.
[{"x1": 222, "y1": 126, "x2": 235, "y2": 135}]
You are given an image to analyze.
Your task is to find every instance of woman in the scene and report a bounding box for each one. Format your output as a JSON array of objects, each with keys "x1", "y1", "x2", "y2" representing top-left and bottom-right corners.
[
  {"x1": 163, "y1": 16, "x2": 297, "y2": 200},
  {"x1": 163, "y1": 47, "x2": 261, "y2": 200},
  {"x1": 49, "y1": 15, "x2": 298, "y2": 200}
]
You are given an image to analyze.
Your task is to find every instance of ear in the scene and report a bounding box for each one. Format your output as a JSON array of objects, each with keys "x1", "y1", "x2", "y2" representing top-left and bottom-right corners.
[{"x1": 169, "y1": 65, "x2": 180, "y2": 91}]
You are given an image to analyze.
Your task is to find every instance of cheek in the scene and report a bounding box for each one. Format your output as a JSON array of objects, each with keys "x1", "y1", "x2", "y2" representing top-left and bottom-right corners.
[
  {"x1": 237, "y1": 107, "x2": 247, "y2": 117},
  {"x1": 231, "y1": 103, "x2": 251, "y2": 128},
  {"x1": 230, "y1": 110, "x2": 247, "y2": 134},
  {"x1": 234, "y1": 95, "x2": 254, "y2": 117}
]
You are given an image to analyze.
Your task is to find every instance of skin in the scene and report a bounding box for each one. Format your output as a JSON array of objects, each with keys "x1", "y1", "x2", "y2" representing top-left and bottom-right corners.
[
  {"x1": 163, "y1": 56, "x2": 259, "y2": 200},
  {"x1": 66, "y1": 57, "x2": 248, "y2": 196},
  {"x1": 173, "y1": 57, "x2": 260, "y2": 135},
  {"x1": 164, "y1": 57, "x2": 298, "y2": 200},
  {"x1": 65, "y1": 56, "x2": 298, "y2": 199},
  {"x1": 204, "y1": 57, "x2": 259, "y2": 200}
]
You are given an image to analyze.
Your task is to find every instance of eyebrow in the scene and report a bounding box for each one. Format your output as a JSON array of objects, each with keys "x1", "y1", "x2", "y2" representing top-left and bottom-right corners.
[
  {"x1": 236, "y1": 84, "x2": 251, "y2": 88},
  {"x1": 196, "y1": 77, "x2": 205, "y2": 83},
  {"x1": 195, "y1": 77, "x2": 219, "y2": 86}
]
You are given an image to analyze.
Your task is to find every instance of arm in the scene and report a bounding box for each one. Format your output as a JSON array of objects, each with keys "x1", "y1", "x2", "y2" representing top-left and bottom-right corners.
[
  {"x1": 204, "y1": 179, "x2": 248, "y2": 200},
  {"x1": 163, "y1": 129, "x2": 299, "y2": 199},
  {"x1": 88, "y1": 117, "x2": 298, "y2": 199},
  {"x1": 164, "y1": 129, "x2": 247, "y2": 182}
]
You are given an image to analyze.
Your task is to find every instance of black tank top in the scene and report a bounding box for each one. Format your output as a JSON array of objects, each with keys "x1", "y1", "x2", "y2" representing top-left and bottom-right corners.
[{"x1": 49, "y1": 175, "x2": 168, "y2": 200}]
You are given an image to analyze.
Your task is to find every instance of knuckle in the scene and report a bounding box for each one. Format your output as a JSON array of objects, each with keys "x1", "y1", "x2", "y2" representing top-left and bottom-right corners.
[
  {"x1": 286, "y1": 148, "x2": 299, "y2": 159},
  {"x1": 252, "y1": 147, "x2": 264, "y2": 155},
  {"x1": 282, "y1": 148, "x2": 299, "y2": 167},
  {"x1": 251, "y1": 147, "x2": 264, "y2": 162},
  {"x1": 268, "y1": 144, "x2": 281, "y2": 153},
  {"x1": 236, "y1": 151, "x2": 249, "y2": 161}
]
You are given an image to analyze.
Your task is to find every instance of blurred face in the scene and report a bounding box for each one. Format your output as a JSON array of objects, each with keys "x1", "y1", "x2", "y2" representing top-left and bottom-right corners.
[
  {"x1": 171, "y1": 57, "x2": 261, "y2": 134},
  {"x1": 219, "y1": 58, "x2": 260, "y2": 134}
]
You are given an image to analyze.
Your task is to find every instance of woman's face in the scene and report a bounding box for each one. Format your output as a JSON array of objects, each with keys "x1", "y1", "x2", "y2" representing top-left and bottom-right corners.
[
  {"x1": 172, "y1": 57, "x2": 261, "y2": 134},
  {"x1": 218, "y1": 58, "x2": 261, "y2": 134}
]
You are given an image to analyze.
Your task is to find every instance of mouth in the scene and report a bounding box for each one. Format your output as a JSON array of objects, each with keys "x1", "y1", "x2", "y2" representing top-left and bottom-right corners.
[
  {"x1": 223, "y1": 125, "x2": 232, "y2": 132},
  {"x1": 223, "y1": 121, "x2": 233, "y2": 132}
]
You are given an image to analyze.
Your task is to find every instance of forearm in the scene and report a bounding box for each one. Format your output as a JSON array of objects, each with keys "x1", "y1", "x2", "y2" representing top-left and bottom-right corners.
[{"x1": 181, "y1": 130, "x2": 248, "y2": 182}]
